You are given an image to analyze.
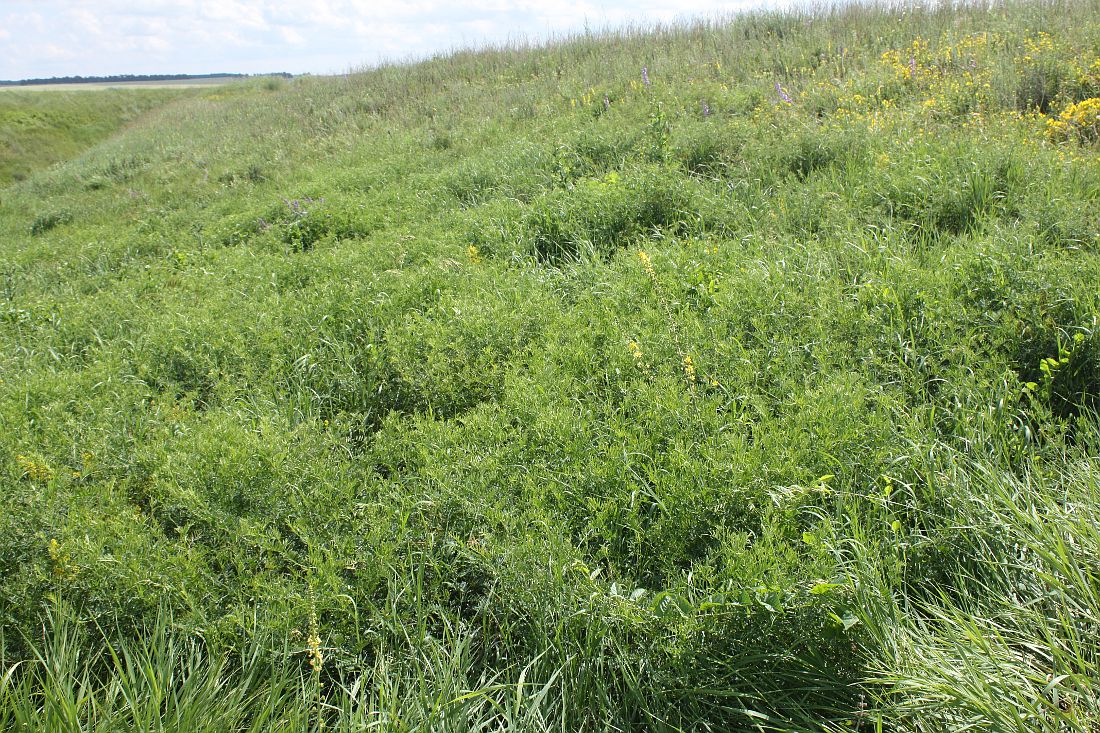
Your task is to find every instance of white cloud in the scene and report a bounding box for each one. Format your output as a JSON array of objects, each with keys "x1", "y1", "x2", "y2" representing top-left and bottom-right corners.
[
  {"x1": 66, "y1": 8, "x2": 103, "y2": 36},
  {"x1": 278, "y1": 26, "x2": 306, "y2": 45},
  {"x1": 42, "y1": 43, "x2": 77, "y2": 61},
  {"x1": 197, "y1": 0, "x2": 269, "y2": 29}
]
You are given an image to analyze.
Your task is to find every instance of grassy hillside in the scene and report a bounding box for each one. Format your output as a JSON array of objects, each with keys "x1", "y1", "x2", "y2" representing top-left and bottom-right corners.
[
  {"x1": 0, "y1": 88, "x2": 194, "y2": 185},
  {"x1": 2, "y1": 1, "x2": 1100, "y2": 730}
]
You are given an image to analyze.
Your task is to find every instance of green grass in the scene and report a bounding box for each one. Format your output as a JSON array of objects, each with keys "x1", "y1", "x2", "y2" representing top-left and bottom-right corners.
[
  {"x1": 0, "y1": 88, "x2": 195, "y2": 185},
  {"x1": 2, "y1": 1, "x2": 1100, "y2": 730}
]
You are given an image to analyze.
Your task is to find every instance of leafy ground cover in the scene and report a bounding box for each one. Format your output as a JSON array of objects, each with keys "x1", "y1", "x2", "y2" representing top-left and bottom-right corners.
[{"x1": 2, "y1": 1, "x2": 1100, "y2": 730}]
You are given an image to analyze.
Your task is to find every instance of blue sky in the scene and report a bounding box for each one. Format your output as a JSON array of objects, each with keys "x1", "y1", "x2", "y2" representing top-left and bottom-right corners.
[{"x1": 0, "y1": 1, "x2": 788, "y2": 80}]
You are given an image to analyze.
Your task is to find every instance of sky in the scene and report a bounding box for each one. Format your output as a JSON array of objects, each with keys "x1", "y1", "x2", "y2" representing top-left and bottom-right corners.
[{"x1": 0, "y1": 0, "x2": 788, "y2": 80}]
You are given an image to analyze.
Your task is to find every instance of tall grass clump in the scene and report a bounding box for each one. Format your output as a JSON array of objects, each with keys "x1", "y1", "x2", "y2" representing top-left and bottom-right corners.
[{"x1": 825, "y1": 436, "x2": 1100, "y2": 731}]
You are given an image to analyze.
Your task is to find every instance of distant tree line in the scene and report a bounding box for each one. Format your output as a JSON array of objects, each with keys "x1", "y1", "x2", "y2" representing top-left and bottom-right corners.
[{"x1": 0, "y1": 73, "x2": 292, "y2": 86}]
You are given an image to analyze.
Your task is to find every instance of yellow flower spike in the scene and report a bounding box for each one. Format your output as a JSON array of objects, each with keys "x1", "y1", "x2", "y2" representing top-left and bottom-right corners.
[
  {"x1": 628, "y1": 340, "x2": 644, "y2": 362},
  {"x1": 307, "y1": 630, "x2": 323, "y2": 673},
  {"x1": 637, "y1": 250, "x2": 655, "y2": 277},
  {"x1": 466, "y1": 244, "x2": 482, "y2": 264},
  {"x1": 305, "y1": 585, "x2": 324, "y2": 675}
]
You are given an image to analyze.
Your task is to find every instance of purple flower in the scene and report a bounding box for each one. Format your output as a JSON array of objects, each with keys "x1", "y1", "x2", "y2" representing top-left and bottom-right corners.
[
  {"x1": 283, "y1": 196, "x2": 324, "y2": 218},
  {"x1": 775, "y1": 82, "x2": 793, "y2": 104},
  {"x1": 701, "y1": 99, "x2": 711, "y2": 117},
  {"x1": 908, "y1": 56, "x2": 917, "y2": 76},
  {"x1": 603, "y1": 95, "x2": 611, "y2": 111},
  {"x1": 642, "y1": 66, "x2": 650, "y2": 86}
]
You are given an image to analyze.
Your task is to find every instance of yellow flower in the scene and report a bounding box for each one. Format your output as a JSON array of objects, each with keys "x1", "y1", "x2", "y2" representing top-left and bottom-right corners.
[
  {"x1": 47, "y1": 538, "x2": 77, "y2": 577},
  {"x1": 16, "y1": 454, "x2": 54, "y2": 483},
  {"x1": 307, "y1": 631, "x2": 323, "y2": 673},
  {"x1": 306, "y1": 593, "x2": 324, "y2": 674},
  {"x1": 628, "y1": 340, "x2": 643, "y2": 362},
  {"x1": 637, "y1": 250, "x2": 655, "y2": 277},
  {"x1": 682, "y1": 354, "x2": 696, "y2": 383},
  {"x1": 466, "y1": 244, "x2": 482, "y2": 264},
  {"x1": 1047, "y1": 97, "x2": 1100, "y2": 144}
]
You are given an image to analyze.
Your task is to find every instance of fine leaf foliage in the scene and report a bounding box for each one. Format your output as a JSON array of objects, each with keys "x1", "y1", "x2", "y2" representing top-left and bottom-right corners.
[{"x1": 3, "y1": 1, "x2": 1100, "y2": 730}]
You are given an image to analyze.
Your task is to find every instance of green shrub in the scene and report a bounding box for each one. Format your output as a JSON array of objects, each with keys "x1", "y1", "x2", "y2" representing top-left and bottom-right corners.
[
  {"x1": 672, "y1": 124, "x2": 738, "y2": 175},
  {"x1": 522, "y1": 167, "x2": 696, "y2": 261},
  {"x1": 550, "y1": 128, "x2": 639, "y2": 184},
  {"x1": 29, "y1": 209, "x2": 72, "y2": 236}
]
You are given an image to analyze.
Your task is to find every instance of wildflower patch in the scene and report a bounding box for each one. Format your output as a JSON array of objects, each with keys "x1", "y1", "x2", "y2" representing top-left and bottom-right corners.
[{"x1": 1047, "y1": 97, "x2": 1100, "y2": 145}]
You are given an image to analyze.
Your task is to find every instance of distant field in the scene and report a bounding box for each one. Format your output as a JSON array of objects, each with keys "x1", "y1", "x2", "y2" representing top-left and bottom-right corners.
[{"x1": 0, "y1": 76, "x2": 245, "y2": 92}]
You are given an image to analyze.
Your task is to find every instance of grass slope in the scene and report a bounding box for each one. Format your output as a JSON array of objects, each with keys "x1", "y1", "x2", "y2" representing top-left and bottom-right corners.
[
  {"x1": 0, "y1": 87, "x2": 196, "y2": 185},
  {"x1": 2, "y1": 2, "x2": 1100, "y2": 730}
]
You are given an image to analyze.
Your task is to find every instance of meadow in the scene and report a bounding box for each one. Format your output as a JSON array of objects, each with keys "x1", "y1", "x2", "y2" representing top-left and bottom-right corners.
[{"x1": 1, "y1": 1, "x2": 1099, "y2": 730}]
